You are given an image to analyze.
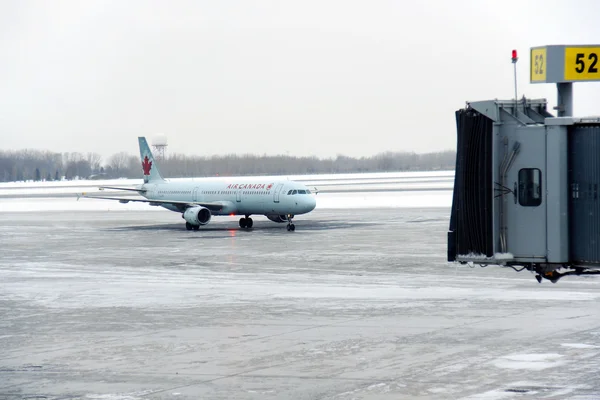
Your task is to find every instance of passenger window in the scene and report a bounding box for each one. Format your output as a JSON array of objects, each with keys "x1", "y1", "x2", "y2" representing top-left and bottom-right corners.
[{"x1": 518, "y1": 168, "x2": 542, "y2": 207}]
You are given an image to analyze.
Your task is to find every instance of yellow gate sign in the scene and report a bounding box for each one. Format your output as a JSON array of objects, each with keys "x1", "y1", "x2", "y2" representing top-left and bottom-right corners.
[
  {"x1": 530, "y1": 45, "x2": 600, "y2": 83},
  {"x1": 564, "y1": 46, "x2": 600, "y2": 81},
  {"x1": 530, "y1": 47, "x2": 547, "y2": 82}
]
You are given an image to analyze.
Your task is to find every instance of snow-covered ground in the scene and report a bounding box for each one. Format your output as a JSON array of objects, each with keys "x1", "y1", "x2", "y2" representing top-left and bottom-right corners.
[{"x1": 2, "y1": 174, "x2": 600, "y2": 399}]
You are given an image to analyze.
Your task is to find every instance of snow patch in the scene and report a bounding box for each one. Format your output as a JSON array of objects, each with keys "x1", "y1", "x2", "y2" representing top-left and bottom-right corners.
[
  {"x1": 428, "y1": 387, "x2": 451, "y2": 394},
  {"x1": 503, "y1": 354, "x2": 563, "y2": 362},
  {"x1": 561, "y1": 343, "x2": 600, "y2": 349},
  {"x1": 0, "y1": 197, "x2": 158, "y2": 212},
  {"x1": 460, "y1": 389, "x2": 523, "y2": 400},
  {"x1": 85, "y1": 390, "x2": 153, "y2": 400},
  {"x1": 493, "y1": 353, "x2": 564, "y2": 371},
  {"x1": 315, "y1": 191, "x2": 452, "y2": 209}
]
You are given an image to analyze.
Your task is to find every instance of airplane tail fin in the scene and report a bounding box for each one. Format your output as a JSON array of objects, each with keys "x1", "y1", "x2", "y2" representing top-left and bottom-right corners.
[{"x1": 138, "y1": 137, "x2": 165, "y2": 183}]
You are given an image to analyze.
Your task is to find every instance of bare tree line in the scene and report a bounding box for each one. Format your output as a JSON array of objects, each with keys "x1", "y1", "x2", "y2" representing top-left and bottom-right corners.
[{"x1": 0, "y1": 148, "x2": 456, "y2": 182}]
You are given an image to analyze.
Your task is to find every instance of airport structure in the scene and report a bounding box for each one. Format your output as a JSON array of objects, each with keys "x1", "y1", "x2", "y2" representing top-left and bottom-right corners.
[
  {"x1": 448, "y1": 45, "x2": 600, "y2": 282},
  {"x1": 152, "y1": 135, "x2": 168, "y2": 160}
]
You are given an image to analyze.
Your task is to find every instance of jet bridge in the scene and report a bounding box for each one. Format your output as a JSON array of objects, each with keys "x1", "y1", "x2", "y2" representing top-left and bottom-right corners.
[{"x1": 447, "y1": 45, "x2": 600, "y2": 282}]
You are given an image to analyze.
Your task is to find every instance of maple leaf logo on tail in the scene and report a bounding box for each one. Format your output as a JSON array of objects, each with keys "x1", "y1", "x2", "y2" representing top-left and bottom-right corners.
[
  {"x1": 137, "y1": 137, "x2": 164, "y2": 183},
  {"x1": 142, "y1": 156, "x2": 152, "y2": 175}
]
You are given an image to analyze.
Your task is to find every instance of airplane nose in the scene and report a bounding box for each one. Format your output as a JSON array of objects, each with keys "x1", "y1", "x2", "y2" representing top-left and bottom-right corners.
[{"x1": 307, "y1": 195, "x2": 316, "y2": 212}]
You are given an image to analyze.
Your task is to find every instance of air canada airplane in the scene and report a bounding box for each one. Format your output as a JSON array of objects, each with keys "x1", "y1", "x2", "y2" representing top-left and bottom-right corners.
[{"x1": 82, "y1": 137, "x2": 316, "y2": 231}]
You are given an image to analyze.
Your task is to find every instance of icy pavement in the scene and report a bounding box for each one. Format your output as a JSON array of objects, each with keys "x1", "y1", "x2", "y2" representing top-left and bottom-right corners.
[{"x1": 1, "y1": 205, "x2": 600, "y2": 399}]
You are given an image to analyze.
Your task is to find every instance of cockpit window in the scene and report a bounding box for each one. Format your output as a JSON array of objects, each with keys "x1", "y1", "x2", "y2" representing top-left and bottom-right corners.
[
  {"x1": 298, "y1": 190, "x2": 306, "y2": 194},
  {"x1": 287, "y1": 190, "x2": 292, "y2": 195},
  {"x1": 292, "y1": 190, "x2": 297, "y2": 195},
  {"x1": 305, "y1": 189, "x2": 311, "y2": 194}
]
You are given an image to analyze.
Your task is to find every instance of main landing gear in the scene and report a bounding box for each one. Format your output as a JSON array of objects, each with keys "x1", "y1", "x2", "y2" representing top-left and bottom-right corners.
[
  {"x1": 239, "y1": 215, "x2": 253, "y2": 229},
  {"x1": 185, "y1": 222, "x2": 200, "y2": 231},
  {"x1": 286, "y1": 214, "x2": 295, "y2": 231}
]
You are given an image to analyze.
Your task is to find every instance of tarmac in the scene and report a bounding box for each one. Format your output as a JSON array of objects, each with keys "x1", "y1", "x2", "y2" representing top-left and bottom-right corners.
[{"x1": 2, "y1": 206, "x2": 600, "y2": 399}]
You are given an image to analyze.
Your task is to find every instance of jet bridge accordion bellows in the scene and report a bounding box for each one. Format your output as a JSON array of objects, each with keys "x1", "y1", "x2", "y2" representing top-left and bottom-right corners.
[{"x1": 448, "y1": 108, "x2": 494, "y2": 261}]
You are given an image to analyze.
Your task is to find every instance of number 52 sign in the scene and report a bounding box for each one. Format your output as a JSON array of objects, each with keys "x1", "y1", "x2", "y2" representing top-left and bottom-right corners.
[
  {"x1": 530, "y1": 48, "x2": 547, "y2": 82},
  {"x1": 565, "y1": 47, "x2": 600, "y2": 81},
  {"x1": 530, "y1": 45, "x2": 600, "y2": 83}
]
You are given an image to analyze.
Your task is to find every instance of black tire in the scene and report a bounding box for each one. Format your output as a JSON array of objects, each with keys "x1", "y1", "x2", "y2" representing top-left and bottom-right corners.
[
  {"x1": 186, "y1": 222, "x2": 193, "y2": 231},
  {"x1": 193, "y1": 225, "x2": 200, "y2": 231},
  {"x1": 239, "y1": 218, "x2": 247, "y2": 229},
  {"x1": 290, "y1": 224, "x2": 296, "y2": 231},
  {"x1": 247, "y1": 218, "x2": 253, "y2": 228}
]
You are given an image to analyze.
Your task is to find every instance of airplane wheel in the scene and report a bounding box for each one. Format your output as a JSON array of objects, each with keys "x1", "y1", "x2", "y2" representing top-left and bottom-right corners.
[
  {"x1": 290, "y1": 224, "x2": 295, "y2": 231},
  {"x1": 247, "y1": 218, "x2": 253, "y2": 228},
  {"x1": 286, "y1": 224, "x2": 291, "y2": 231},
  {"x1": 193, "y1": 225, "x2": 200, "y2": 231},
  {"x1": 239, "y1": 218, "x2": 247, "y2": 229},
  {"x1": 186, "y1": 222, "x2": 193, "y2": 231}
]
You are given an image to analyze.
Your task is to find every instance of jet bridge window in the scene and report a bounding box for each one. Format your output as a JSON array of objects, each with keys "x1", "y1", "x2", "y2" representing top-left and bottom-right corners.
[{"x1": 518, "y1": 168, "x2": 542, "y2": 207}]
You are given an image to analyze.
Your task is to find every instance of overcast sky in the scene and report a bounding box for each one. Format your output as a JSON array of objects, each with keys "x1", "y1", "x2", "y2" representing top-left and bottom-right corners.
[{"x1": 2, "y1": 0, "x2": 600, "y2": 159}]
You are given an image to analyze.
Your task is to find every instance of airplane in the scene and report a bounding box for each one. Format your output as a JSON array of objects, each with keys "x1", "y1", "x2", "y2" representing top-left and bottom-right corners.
[{"x1": 81, "y1": 137, "x2": 317, "y2": 231}]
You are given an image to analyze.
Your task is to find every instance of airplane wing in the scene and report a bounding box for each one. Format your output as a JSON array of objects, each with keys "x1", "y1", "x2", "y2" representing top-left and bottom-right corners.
[
  {"x1": 78, "y1": 194, "x2": 225, "y2": 211},
  {"x1": 99, "y1": 186, "x2": 148, "y2": 193}
]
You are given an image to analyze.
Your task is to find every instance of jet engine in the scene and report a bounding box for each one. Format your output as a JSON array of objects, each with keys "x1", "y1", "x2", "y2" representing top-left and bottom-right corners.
[
  {"x1": 183, "y1": 206, "x2": 212, "y2": 226},
  {"x1": 266, "y1": 214, "x2": 288, "y2": 223}
]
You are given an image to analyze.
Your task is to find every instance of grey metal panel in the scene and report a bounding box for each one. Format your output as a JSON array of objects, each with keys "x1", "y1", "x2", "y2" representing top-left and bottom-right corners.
[
  {"x1": 546, "y1": 117, "x2": 600, "y2": 125},
  {"x1": 569, "y1": 125, "x2": 600, "y2": 263},
  {"x1": 514, "y1": 109, "x2": 536, "y2": 124},
  {"x1": 468, "y1": 99, "x2": 551, "y2": 124},
  {"x1": 546, "y1": 45, "x2": 565, "y2": 84},
  {"x1": 545, "y1": 117, "x2": 575, "y2": 126},
  {"x1": 504, "y1": 126, "x2": 547, "y2": 259},
  {"x1": 577, "y1": 117, "x2": 600, "y2": 123},
  {"x1": 468, "y1": 100, "x2": 500, "y2": 122},
  {"x1": 556, "y1": 82, "x2": 573, "y2": 117},
  {"x1": 546, "y1": 125, "x2": 569, "y2": 263},
  {"x1": 525, "y1": 103, "x2": 554, "y2": 122}
]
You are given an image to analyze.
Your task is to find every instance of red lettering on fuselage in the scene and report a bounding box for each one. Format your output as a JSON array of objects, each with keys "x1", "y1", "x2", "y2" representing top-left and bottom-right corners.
[{"x1": 224, "y1": 183, "x2": 273, "y2": 190}]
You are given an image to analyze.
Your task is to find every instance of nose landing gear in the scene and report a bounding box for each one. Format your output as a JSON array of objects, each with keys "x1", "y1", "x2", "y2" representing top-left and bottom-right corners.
[{"x1": 286, "y1": 214, "x2": 295, "y2": 231}]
